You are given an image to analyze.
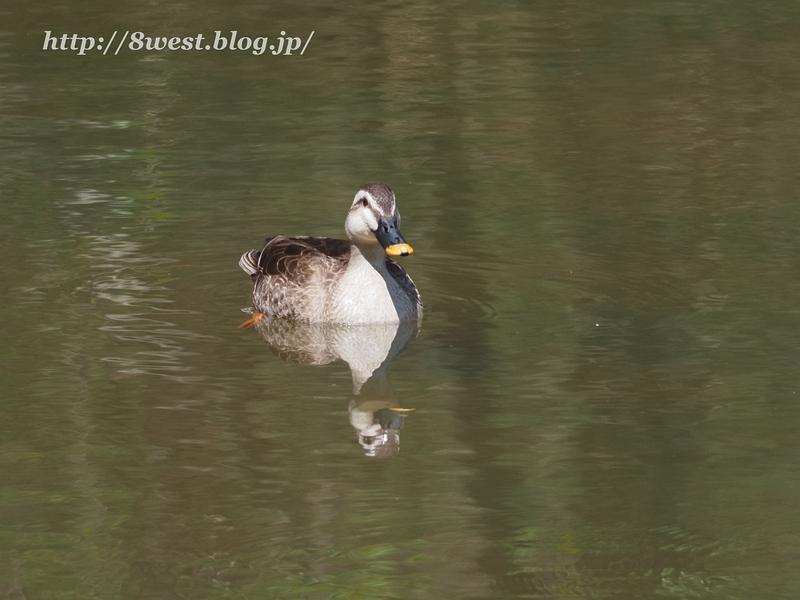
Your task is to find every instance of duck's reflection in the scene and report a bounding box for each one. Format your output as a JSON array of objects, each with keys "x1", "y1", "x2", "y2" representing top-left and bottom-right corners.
[{"x1": 252, "y1": 317, "x2": 419, "y2": 457}]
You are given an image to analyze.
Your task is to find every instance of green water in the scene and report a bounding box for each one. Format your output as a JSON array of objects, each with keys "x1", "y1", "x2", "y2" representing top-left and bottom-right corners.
[{"x1": 2, "y1": 1, "x2": 800, "y2": 598}]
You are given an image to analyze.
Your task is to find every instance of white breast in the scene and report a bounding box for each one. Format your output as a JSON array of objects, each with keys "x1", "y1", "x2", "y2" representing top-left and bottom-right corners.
[{"x1": 326, "y1": 251, "x2": 415, "y2": 324}]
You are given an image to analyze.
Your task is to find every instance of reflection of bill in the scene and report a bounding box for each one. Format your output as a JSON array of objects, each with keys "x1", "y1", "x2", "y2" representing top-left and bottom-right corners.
[
  {"x1": 250, "y1": 317, "x2": 419, "y2": 457},
  {"x1": 349, "y1": 400, "x2": 415, "y2": 459}
]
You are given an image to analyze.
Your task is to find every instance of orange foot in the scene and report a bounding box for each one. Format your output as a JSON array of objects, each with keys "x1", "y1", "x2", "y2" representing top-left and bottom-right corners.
[{"x1": 238, "y1": 312, "x2": 265, "y2": 329}]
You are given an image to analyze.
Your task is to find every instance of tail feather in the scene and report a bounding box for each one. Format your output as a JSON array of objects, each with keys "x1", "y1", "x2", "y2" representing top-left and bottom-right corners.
[{"x1": 239, "y1": 250, "x2": 260, "y2": 275}]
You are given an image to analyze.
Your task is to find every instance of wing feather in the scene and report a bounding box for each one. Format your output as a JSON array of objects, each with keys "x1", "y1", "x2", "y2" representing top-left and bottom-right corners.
[{"x1": 241, "y1": 236, "x2": 352, "y2": 320}]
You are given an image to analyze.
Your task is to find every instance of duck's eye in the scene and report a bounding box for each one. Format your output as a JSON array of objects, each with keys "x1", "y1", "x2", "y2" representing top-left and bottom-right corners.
[{"x1": 360, "y1": 197, "x2": 369, "y2": 207}]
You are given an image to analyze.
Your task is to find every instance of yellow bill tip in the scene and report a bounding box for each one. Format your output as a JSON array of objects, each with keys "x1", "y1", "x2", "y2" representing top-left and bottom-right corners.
[{"x1": 385, "y1": 243, "x2": 413, "y2": 256}]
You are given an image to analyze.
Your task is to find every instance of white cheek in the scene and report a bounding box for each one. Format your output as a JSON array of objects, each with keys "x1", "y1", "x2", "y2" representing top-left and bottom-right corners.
[{"x1": 363, "y1": 211, "x2": 378, "y2": 232}]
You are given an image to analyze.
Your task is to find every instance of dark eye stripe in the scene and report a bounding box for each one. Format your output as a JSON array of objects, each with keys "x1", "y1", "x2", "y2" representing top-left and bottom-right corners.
[{"x1": 354, "y1": 193, "x2": 394, "y2": 223}]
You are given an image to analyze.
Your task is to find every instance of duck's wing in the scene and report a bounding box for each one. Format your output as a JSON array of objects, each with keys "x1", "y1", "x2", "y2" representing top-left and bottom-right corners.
[
  {"x1": 241, "y1": 236, "x2": 352, "y2": 321},
  {"x1": 240, "y1": 236, "x2": 351, "y2": 282}
]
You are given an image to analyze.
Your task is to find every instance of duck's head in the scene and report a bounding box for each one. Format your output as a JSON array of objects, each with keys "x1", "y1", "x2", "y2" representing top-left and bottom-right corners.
[{"x1": 345, "y1": 183, "x2": 414, "y2": 257}]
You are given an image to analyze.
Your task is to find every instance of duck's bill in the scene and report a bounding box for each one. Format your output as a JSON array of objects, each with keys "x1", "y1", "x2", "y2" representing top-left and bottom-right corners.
[
  {"x1": 375, "y1": 215, "x2": 414, "y2": 256},
  {"x1": 385, "y1": 243, "x2": 413, "y2": 256}
]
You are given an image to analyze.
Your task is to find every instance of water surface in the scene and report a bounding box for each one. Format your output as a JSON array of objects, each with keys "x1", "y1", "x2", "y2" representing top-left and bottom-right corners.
[{"x1": 2, "y1": 1, "x2": 800, "y2": 598}]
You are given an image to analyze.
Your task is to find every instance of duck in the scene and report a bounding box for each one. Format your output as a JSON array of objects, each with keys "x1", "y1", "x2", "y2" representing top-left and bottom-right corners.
[{"x1": 239, "y1": 183, "x2": 422, "y2": 325}]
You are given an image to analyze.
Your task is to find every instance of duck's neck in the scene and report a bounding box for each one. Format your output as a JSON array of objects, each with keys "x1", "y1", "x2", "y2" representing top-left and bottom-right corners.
[{"x1": 349, "y1": 242, "x2": 388, "y2": 272}]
